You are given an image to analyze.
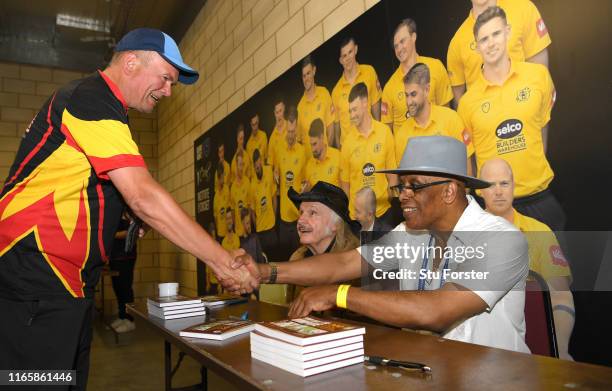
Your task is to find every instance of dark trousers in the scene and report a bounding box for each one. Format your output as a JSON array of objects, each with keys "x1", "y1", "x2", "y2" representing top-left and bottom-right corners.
[
  {"x1": 109, "y1": 258, "x2": 136, "y2": 320},
  {"x1": 278, "y1": 219, "x2": 299, "y2": 261},
  {"x1": 513, "y1": 189, "x2": 566, "y2": 231},
  {"x1": 0, "y1": 297, "x2": 94, "y2": 391}
]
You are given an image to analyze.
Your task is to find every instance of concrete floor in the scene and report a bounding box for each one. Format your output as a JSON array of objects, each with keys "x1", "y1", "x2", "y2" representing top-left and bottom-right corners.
[{"x1": 88, "y1": 315, "x2": 239, "y2": 391}]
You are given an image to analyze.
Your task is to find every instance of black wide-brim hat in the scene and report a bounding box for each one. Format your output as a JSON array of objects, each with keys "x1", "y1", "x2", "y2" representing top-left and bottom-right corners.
[{"x1": 288, "y1": 181, "x2": 362, "y2": 235}]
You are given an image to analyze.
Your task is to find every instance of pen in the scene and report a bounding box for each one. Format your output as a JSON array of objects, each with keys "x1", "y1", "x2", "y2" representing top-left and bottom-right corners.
[{"x1": 364, "y1": 355, "x2": 432, "y2": 373}]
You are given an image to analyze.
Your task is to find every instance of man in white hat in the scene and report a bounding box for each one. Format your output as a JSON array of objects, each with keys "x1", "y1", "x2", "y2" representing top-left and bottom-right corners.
[{"x1": 231, "y1": 136, "x2": 531, "y2": 352}]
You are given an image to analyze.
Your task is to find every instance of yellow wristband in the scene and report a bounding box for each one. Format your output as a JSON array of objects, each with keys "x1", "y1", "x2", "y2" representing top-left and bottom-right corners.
[{"x1": 336, "y1": 285, "x2": 351, "y2": 309}]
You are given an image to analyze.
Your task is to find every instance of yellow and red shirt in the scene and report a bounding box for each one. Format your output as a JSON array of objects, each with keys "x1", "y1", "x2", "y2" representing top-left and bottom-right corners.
[
  {"x1": 458, "y1": 61, "x2": 555, "y2": 197},
  {"x1": 304, "y1": 146, "x2": 341, "y2": 188},
  {"x1": 278, "y1": 140, "x2": 307, "y2": 222},
  {"x1": 382, "y1": 56, "x2": 453, "y2": 131},
  {"x1": 297, "y1": 86, "x2": 334, "y2": 156},
  {"x1": 250, "y1": 165, "x2": 276, "y2": 232},
  {"x1": 340, "y1": 120, "x2": 396, "y2": 218},
  {"x1": 513, "y1": 210, "x2": 571, "y2": 280},
  {"x1": 0, "y1": 71, "x2": 146, "y2": 299},
  {"x1": 447, "y1": 0, "x2": 552, "y2": 89},
  {"x1": 394, "y1": 104, "x2": 474, "y2": 163},
  {"x1": 332, "y1": 64, "x2": 382, "y2": 144}
]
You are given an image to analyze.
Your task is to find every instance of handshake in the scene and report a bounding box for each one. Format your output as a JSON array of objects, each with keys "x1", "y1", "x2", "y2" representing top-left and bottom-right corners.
[{"x1": 210, "y1": 249, "x2": 264, "y2": 295}]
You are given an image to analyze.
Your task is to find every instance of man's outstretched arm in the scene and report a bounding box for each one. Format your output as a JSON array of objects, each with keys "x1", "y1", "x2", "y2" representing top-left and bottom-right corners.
[
  {"x1": 288, "y1": 283, "x2": 487, "y2": 333},
  {"x1": 108, "y1": 166, "x2": 256, "y2": 292}
]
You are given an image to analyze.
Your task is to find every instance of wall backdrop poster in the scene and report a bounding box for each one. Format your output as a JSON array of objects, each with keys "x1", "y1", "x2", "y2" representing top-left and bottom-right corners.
[{"x1": 193, "y1": 0, "x2": 612, "y2": 364}]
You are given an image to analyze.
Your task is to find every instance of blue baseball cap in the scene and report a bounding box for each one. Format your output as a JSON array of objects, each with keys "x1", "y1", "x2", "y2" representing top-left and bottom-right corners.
[{"x1": 115, "y1": 28, "x2": 199, "y2": 85}]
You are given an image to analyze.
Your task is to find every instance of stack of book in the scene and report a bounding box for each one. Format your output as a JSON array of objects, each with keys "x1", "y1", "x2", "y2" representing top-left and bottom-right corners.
[
  {"x1": 147, "y1": 295, "x2": 206, "y2": 320},
  {"x1": 180, "y1": 319, "x2": 255, "y2": 340},
  {"x1": 250, "y1": 316, "x2": 366, "y2": 377}
]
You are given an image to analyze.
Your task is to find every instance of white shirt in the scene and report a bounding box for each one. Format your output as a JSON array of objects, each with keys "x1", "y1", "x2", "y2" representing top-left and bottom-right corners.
[{"x1": 360, "y1": 196, "x2": 530, "y2": 353}]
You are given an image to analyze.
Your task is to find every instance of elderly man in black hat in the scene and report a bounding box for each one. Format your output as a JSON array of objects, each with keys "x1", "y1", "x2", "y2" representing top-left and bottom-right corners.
[
  {"x1": 284, "y1": 182, "x2": 361, "y2": 300},
  {"x1": 231, "y1": 136, "x2": 531, "y2": 352}
]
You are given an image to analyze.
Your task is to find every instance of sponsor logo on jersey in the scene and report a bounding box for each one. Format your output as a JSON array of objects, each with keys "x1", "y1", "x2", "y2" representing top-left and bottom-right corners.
[
  {"x1": 550, "y1": 245, "x2": 569, "y2": 267},
  {"x1": 536, "y1": 18, "x2": 548, "y2": 37},
  {"x1": 496, "y1": 119, "x2": 524, "y2": 139},
  {"x1": 362, "y1": 163, "x2": 375, "y2": 176},
  {"x1": 516, "y1": 87, "x2": 531, "y2": 103},
  {"x1": 286, "y1": 170, "x2": 294, "y2": 182}
]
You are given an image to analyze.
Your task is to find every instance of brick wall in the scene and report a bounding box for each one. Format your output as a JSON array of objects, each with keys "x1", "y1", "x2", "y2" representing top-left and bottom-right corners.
[
  {"x1": 155, "y1": 0, "x2": 380, "y2": 296},
  {"x1": 0, "y1": 61, "x2": 160, "y2": 315}
]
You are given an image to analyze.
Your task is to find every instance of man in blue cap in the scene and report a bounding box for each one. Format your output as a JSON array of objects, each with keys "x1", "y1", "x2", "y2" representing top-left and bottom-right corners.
[
  {"x1": 0, "y1": 28, "x2": 255, "y2": 389},
  {"x1": 231, "y1": 136, "x2": 531, "y2": 353}
]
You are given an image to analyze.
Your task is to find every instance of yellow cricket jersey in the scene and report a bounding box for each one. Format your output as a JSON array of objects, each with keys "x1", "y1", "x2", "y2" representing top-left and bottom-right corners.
[
  {"x1": 297, "y1": 86, "x2": 334, "y2": 155},
  {"x1": 267, "y1": 122, "x2": 286, "y2": 170},
  {"x1": 513, "y1": 210, "x2": 571, "y2": 280},
  {"x1": 332, "y1": 64, "x2": 382, "y2": 145},
  {"x1": 394, "y1": 104, "x2": 474, "y2": 163},
  {"x1": 246, "y1": 130, "x2": 268, "y2": 172},
  {"x1": 250, "y1": 165, "x2": 276, "y2": 232},
  {"x1": 213, "y1": 184, "x2": 231, "y2": 238},
  {"x1": 214, "y1": 160, "x2": 230, "y2": 192},
  {"x1": 304, "y1": 146, "x2": 341, "y2": 188},
  {"x1": 230, "y1": 149, "x2": 252, "y2": 181},
  {"x1": 229, "y1": 176, "x2": 251, "y2": 236},
  {"x1": 382, "y1": 56, "x2": 453, "y2": 131},
  {"x1": 278, "y1": 140, "x2": 307, "y2": 222},
  {"x1": 340, "y1": 120, "x2": 396, "y2": 218},
  {"x1": 447, "y1": 0, "x2": 552, "y2": 88},
  {"x1": 221, "y1": 232, "x2": 240, "y2": 251},
  {"x1": 458, "y1": 61, "x2": 555, "y2": 197}
]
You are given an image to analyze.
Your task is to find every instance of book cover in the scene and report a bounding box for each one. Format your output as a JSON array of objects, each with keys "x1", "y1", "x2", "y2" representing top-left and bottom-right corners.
[
  {"x1": 180, "y1": 319, "x2": 254, "y2": 340},
  {"x1": 147, "y1": 295, "x2": 202, "y2": 308},
  {"x1": 254, "y1": 316, "x2": 365, "y2": 346}
]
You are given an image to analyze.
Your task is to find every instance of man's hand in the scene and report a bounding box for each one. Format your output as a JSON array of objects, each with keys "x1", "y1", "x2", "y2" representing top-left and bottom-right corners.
[
  {"x1": 207, "y1": 249, "x2": 256, "y2": 294},
  {"x1": 216, "y1": 250, "x2": 261, "y2": 294},
  {"x1": 288, "y1": 285, "x2": 338, "y2": 318}
]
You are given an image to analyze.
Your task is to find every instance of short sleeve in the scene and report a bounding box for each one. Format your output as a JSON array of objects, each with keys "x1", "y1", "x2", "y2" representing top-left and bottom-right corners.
[
  {"x1": 447, "y1": 36, "x2": 466, "y2": 87},
  {"x1": 447, "y1": 230, "x2": 529, "y2": 310},
  {"x1": 61, "y1": 109, "x2": 145, "y2": 181},
  {"x1": 323, "y1": 89, "x2": 334, "y2": 127},
  {"x1": 381, "y1": 83, "x2": 393, "y2": 125},
  {"x1": 340, "y1": 139, "x2": 351, "y2": 183},
  {"x1": 449, "y1": 110, "x2": 474, "y2": 157},
  {"x1": 331, "y1": 85, "x2": 341, "y2": 123},
  {"x1": 384, "y1": 126, "x2": 397, "y2": 170},
  {"x1": 433, "y1": 60, "x2": 453, "y2": 106},
  {"x1": 539, "y1": 66, "x2": 555, "y2": 126},
  {"x1": 367, "y1": 66, "x2": 382, "y2": 104},
  {"x1": 521, "y1": 0, "x2": 552, "y2": 59}
]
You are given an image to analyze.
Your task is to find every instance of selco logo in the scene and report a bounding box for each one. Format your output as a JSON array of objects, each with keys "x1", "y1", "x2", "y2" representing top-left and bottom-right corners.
[
  {"x1": 286, "y1": 171, "x2": 294, "y2": 182},
  {"x1": 362, "y1": 163, "x2": 375, "y2": 176},
  {"x1": 496, "y1": 119, "x2": 523, "y2": 139},
  {"x1": 260, "y1": 196, "x2": 267, "y2": 207}
]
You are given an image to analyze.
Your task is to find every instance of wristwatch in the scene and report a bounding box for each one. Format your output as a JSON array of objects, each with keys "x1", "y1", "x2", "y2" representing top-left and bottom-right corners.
[{"x1": 267, "y1": 262, "x2": 278, "y2": 284}]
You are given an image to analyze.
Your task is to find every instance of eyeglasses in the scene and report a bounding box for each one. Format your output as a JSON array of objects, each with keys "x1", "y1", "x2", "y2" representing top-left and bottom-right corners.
[{"x1": 389, "y1": 180, "x2": 452, "y2": 197}]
